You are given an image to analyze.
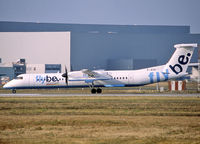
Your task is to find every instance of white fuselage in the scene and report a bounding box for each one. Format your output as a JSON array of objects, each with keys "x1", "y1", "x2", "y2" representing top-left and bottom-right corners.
[{"x1": 3, "y1": 65, "x2": 173, "y2": 89}]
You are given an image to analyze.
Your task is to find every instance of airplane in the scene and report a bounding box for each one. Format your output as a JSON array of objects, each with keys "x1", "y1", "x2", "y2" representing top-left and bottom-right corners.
[{"x1": 3, "y1": 43, "x2": 198, "y2": 94}]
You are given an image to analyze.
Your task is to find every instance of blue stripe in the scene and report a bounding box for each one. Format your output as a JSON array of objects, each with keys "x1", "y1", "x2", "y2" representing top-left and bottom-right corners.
[
  {"x1": 156, "y1": 72, "x2": 160, "y2": 82},
  {"x1": 4, "y1": 83, "x2": 148, "y2": 90},
  {"x1": 148, "y1": 72, "x2": 154, "y2": 83},
  {"x1": 104, "y1": 84, "x2": 125, "y2": 87},
  {"x1": 4, "y1": 85, "x2": 96, "y2": 89}
]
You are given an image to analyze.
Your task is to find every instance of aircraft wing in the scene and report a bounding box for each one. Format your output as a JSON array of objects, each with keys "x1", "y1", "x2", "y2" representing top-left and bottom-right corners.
[
  {"x1": 81, "y1": 69, "x2": 112, "y2": 81},
  {"x1": 81, "y1": 69, "x2": 98, "y2": 78},
  {"x1": 69, "y1": 69, "x2": 112, "y2": 84}
]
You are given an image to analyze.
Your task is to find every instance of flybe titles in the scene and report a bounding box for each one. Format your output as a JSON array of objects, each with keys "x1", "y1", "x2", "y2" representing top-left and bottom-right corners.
[
  {"x1": 36, "y1": 75, "x2": 60, "y2": 84},
  {"x1": 169, "y1": 53, "x2": 191, "y2": 75}
]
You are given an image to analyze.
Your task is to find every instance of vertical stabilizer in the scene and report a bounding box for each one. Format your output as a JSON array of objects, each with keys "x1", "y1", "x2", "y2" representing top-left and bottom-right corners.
[{"x1": 164, "y1": 43, "x2": 197, "y2": 78}]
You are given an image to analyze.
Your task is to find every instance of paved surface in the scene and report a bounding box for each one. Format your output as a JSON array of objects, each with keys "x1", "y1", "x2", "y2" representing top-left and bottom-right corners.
[{"x1": 0, "y1": 93, "x2": 199, "y2": 97}]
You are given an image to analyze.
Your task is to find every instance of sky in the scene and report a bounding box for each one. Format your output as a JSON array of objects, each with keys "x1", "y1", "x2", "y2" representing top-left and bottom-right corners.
[{"x1": 0, "y1": 0, "x2": 200, "y2": 33}]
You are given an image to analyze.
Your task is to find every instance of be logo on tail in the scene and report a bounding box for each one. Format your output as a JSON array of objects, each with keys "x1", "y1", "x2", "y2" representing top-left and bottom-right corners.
[{"x1": 169, "y1": 53, "x2": 191, "y2": 75}]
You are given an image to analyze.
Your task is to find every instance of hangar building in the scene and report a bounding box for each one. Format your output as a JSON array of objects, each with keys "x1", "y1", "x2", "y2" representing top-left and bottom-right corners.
[{"x1": 0, "y1": 21, "x2": 200, "y2": 72}]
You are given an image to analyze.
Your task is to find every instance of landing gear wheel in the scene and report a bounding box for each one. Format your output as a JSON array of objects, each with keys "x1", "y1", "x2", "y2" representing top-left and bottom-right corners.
[
  {"x1": 12, "y1": 89, "x2": 16, "y2": 94},
  {"x1": 97, "y1": 88, "x2": 102, "y2": 93},
  {"x1": 91, "y1": 88, "x2": 97, "y2": 94}
]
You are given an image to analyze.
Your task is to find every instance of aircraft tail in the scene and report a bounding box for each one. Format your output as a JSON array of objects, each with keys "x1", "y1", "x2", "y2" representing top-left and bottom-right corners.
[{"x1": 163, "y1": 43, "x2": 198, "y2": 78}]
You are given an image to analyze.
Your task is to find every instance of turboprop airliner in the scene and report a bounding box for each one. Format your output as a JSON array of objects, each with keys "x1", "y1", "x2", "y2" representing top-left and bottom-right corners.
[{"x1": 3, "y1": 43, "x2": 198, "y2": 93}]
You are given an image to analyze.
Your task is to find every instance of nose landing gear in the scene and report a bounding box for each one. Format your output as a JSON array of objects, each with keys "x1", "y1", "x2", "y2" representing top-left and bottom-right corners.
[{"x1": 12, "y1": 89, "x2": 16, "y2": 94}]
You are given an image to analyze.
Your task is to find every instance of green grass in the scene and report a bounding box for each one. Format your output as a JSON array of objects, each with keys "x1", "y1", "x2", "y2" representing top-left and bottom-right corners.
[{"x1": 0, "y1": 96, "x2": 200, "y2": 144}]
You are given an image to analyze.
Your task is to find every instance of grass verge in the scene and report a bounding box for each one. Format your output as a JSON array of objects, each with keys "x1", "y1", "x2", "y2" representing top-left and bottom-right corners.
[{"x1": 0, "y1": 96, "x2": 200, "y2": 144}]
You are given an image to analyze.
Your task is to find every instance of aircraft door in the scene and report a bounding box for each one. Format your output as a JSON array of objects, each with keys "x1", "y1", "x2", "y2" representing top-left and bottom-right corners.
[
  {"x1": 128, "y1": 73, "x2": 134, "y2": 84},
  {"x1": 27, "y1": 74, "x2": 30, "y2": 87},
  {"x1": 20, "y1": 74, "x2": 30, "y2": 87}
]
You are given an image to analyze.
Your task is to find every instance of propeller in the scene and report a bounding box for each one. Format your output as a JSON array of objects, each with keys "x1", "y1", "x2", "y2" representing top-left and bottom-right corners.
[{"x1": 62, "y1": 66, "x2": 68, "y2": 85}]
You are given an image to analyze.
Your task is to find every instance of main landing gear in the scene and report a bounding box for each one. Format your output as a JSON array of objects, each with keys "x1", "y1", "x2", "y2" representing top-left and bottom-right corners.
[{"x1": 91, "y1": 88, "x2": 102, "y2": 94}]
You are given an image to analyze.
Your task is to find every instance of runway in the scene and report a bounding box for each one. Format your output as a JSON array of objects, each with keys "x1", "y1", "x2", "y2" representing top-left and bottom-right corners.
[{"x1": 0, "y1": 93, "x2": 199, "y2": 97}]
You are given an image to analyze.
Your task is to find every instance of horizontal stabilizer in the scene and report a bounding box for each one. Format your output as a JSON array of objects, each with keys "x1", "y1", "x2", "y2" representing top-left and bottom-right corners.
[{"x1": 174, "y1": 43, "x2": 198, "y2": 49}]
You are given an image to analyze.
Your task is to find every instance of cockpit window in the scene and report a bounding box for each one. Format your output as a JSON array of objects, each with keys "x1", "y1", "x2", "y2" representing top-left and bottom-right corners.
[{"x1": 16, "y1": 76, "x2": 23, "y2": 80}]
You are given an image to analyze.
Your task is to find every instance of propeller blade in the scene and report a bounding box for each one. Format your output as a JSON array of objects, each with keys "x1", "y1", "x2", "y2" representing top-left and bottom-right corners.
[{"x1": 62, "y1": 66, "x2": 68, "y2": 85}]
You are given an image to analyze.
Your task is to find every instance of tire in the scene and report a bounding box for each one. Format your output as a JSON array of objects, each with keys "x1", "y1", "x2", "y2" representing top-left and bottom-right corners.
[
  {"x1": 91, "y1": 88, "x2": 97, "y2": 94},
  {"x1": 97, "y1": 88, "x2": 102, "y2": 93},
  {"x1": 12, "y1": 89, "x2": 16, "y2": 94}
]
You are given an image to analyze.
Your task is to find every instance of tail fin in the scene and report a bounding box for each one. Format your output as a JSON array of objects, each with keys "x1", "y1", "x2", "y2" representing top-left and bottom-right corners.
[{"x1": 163, "y1": 43, "x2": 198, "y2": 78}]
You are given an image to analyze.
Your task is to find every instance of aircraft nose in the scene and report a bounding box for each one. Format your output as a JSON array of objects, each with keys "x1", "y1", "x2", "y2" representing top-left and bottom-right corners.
[
  {"x1": 3, "y1": 81, "x2": 12, "y2": 89},
  {"x1": 3, "y1": 83, "x2": 8, "y2": 89}
]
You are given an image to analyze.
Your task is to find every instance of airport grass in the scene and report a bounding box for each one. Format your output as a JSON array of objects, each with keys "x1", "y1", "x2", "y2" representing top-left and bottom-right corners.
[{"x1": 0, "y1": 96, "x2": 200, "y2": 144}]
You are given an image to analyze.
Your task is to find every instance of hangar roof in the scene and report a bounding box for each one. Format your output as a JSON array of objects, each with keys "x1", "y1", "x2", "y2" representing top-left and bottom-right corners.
[{"x1": 0, "y1": 21, "x2": 190, "y2": 34}]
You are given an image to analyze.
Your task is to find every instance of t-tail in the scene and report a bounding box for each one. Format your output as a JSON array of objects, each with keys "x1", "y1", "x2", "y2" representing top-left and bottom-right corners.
[{"x1": 163, "y1": 43, "x2": 198, "y2": 79}]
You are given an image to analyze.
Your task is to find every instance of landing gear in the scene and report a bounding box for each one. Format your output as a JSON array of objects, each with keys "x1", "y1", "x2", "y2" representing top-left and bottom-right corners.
[
  {"x1": 12, "y1": 89, "x2": 16, "y2": 94},
  {"x1": 97, "y1": 88, "x2": 102, "y2": 93},
  {"x1": 91, "y1": 88, "x2": 102, "y2": 94},
  {"x1": 91, "y1": 88, "x2": 96, "y2": 94},
  {"x1": 88, "y1": 81, "x2": 102, "y2": 94}
]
